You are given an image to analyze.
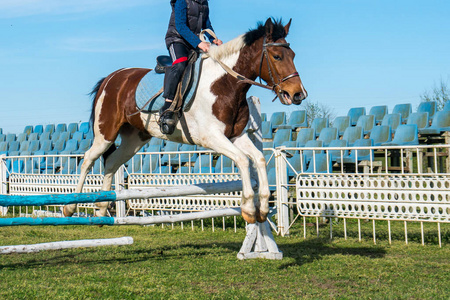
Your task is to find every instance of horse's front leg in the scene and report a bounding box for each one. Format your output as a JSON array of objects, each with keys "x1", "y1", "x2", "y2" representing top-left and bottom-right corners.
[
  {"x1": 232, "y1": 134, "x2": 270, "y2": 223},
  {"x1": 202, "y1": 135, "x2": 257, "y2": 223}
]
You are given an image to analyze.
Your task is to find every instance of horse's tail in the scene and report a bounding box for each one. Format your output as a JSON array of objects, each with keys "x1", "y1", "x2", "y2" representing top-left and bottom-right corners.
[
  {"x1": 88, "y1": 77, "x2": 116, "y2": 164},
  {"x1": 89, "y1": 77, "x2": 106, "y2": 132}
]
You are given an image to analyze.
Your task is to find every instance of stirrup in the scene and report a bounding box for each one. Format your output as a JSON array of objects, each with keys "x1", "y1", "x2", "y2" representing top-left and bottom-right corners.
[{"x1": 159, "y1": 109, "x2": 177, "y2": 135}]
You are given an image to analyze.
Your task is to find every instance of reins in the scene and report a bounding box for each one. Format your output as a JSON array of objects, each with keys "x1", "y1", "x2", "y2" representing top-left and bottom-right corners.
[{"x1": 200, "y1": 29, "x2": 299, "y2": 102}]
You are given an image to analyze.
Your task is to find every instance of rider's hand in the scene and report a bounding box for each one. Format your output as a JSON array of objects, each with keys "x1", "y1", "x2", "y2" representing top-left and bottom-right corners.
[
  {"x1": 198, "y1": 42, "x2": 211, "y2": 52},
  {"x1": 213, "y1": 39, "x2": 223, "y2": 46}
]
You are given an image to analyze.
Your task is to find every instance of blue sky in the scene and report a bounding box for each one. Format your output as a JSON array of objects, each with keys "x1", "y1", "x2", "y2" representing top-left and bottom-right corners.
[{"x1": 1, "y1": 0, "x2": 449, "y2": 134}]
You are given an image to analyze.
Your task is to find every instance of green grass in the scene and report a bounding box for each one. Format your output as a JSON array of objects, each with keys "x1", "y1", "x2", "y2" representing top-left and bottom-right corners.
[{"x1": 0, "y1": 221, "x2": 449, "y2": 299}]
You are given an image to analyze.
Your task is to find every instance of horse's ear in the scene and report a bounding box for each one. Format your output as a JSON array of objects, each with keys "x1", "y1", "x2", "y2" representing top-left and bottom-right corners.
[
  {"x1": 264, "y1": 18, "x2": 274, "y2": 38},
  {"x1": 284, "y1": 19, "x2": 292, "y2": 35}
]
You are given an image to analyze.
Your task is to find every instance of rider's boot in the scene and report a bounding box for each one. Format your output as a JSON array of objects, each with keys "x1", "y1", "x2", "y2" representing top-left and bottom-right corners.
[{"x1": 159, "y1": 100, "x2": 177, "y2": 135}]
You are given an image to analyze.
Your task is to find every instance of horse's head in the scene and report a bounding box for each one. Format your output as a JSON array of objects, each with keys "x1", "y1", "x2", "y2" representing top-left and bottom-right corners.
[{"x1": 258, "y1": 18, "x2": 307, "y2": 105}]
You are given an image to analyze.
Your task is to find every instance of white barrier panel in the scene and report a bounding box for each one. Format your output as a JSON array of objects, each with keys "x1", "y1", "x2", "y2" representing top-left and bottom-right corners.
[{"x1": 297, "y1": 174, "x2": 450, "y2": 222}]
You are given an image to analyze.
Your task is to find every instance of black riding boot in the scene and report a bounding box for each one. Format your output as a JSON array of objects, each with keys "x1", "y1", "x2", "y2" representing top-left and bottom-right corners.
[{"x1": 159, "y1": 100, "x2": 177, "y2": 135}]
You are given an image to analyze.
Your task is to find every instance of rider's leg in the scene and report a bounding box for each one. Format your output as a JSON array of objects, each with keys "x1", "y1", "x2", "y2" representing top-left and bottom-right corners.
[{"x1": 160, "y1": 43, "x2": 190, "y2": 134}]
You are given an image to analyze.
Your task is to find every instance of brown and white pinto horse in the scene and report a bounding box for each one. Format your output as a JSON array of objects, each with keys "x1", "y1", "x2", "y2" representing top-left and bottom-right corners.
[{"x1": 64, "y1": 18, "x2": 307, "y2": 223}]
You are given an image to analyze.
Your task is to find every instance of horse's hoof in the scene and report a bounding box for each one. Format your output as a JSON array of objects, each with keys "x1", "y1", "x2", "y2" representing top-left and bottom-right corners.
[
  {"x1": 241, "y1": 211, "x2": 257, "y2": 224},
  {"x1": 255, "y1": 210, "x2": 268, "y2": 223},
  {"x1": 62, "y1": 206, "x2": 72, "y2": 217}
]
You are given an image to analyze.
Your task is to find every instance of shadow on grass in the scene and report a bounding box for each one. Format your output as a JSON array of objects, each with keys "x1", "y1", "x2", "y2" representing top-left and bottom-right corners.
[
  {"x1": 277, "y1": 238, "x2": 387, "y2": 269},
  {"x1": 0, "y1": 237, "x2": 387, "y2": 271}
]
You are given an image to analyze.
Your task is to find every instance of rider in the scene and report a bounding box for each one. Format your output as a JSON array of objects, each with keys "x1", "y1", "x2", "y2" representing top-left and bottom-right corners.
[{"x1": 160, "y1": 0, "x2": 223, "y2": 135}]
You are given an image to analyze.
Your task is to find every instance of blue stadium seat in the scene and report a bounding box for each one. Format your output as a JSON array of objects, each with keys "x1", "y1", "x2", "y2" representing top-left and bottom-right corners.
[
  {"x1": 0, "y1": 134, "x2": 5, "y2": 142},
  {"x1": 149, "y1": 137, "x2": 165, "y2": 147},
  {"x1": 280, "y1": 140, "x2": 298, "y2": 156},
  {"x1": 23, "y1": 125, "x2": 33, "y2": 136},
  {"x1": 72, "y1": 131, "x2": 84, "y2": 143},
  {"x1": 0, "y1": 141, "x2": 8, "y2": 155},
  {"x1": 39, "y1": 132, "x2": 51, "y2": 141},
  {"x1": 160, "y1": 141, "x2": 181, "y2": 165},
  {"x1": 317, "y1": 127, "x2": 338, "y2": 147},
  {"x1": 335, "y1": 139, "x2": 374, "y2": 164},
  {"x1": 16, "y1": 133, "x2": 28, "y2": 143},
  {"x1": 417, "y1": 101, "x2": 436, "y2": 121},
  {"x1": 67, "y1": 123, "x2": 78, "y2": 137},
  {"x1": 302, "y1": 140, "x2": 324, "y2": 163},
  {"x1": 277, "y1": 110, "x2": 307, "y2": 130},
  {"x1": 418, "y1": 111, "x2": 450, "y2": 135},
  {"x1": 287, "y1": 153, "x2": 303, "y2": 177},
  {"x1": 347, "y1": 107, "x2": 366, "y2": 126},
  {"x1": 177, "y1": 144, "x2": 198, "y2": 165},
  {"x1": 39, "y1": 140, "x2": 53, "y2": 153},
  {"x1": 368, "y1": 105, "x2": 388, "y2": 124},
  {"x1": 143, "y1": 153, "x2": 161, "y2": 174},
  {"x1": 193, "y1": 155, "x2": 215, "y2": 173},
  {"x1": 55, "y1": 123, "x2": 67, "y2": 133},
  {"x1": 73, "y1": 139, "x2": 92, "y2": 155},
  {"x1": 215, "y1": 155, "x2": 237, "y2": 173},
  {"x1": 295, "y1": 128, "x2": 315, "y2": 147},
  {"x1": 79, "y1": 122, "x2": 90, "y2": 134},
  {"x1": 34, "y1": 125, "x2": 43, "y2": 135},
  {"x1": 60, "y1": 157, "x2": 78, "y2": 175},
  {"x1": 27, "y1": 140, "x2": 40, "y2": 154},
  {"x1": 5, "y1": 134, "x2": 16, "y2": 143},
  {"x1": 304, "y1": 153, "x2": 332, "y2": 173},
  {"x1": 356, "y1": 115, "x2": 375, "y2": 135},
  {"x1": 261, "y1": 121, "x2": 273, "y2": 139},
  {"x1": 267, "y1": 167, "x2": 277, "y2": 191},
  {"x1": 392, "y1": 103, "x2": 412, "y2": 123},
  {"x1": 326, "y1": 139, "x2": 348, "y2": 162},
  {"x1": 127, "y1": 155, "x2": 143, "y2": 173},
  {"x1": 310, "y1": 117, "x2": 329, "y2": 138},
  {"x1": 44, "y1": 124, "x2": 55, "y2": 135},
  {"x1": 383, "y1": 124, "x2": 419, "y2": 146},
  {"x1": 28, "y1": 133, "x2": 39, "y2": 141},
  {"x1": 369, "y1": 125, "x2": 392, "y2": 146},
  {"x1": 272, "y1": 129, "x2": 292, "y2": 147},
  {"x1": 342, "y1": 126, "x2": 363, "y2": 146},
  {"x1": 332, "y1": 116, "x2": 350, "y2": 137},
  {"x1": 407, "y1": 112, "x2": 429, "y2": 130},
  {"x1": 270, "y1": 111, "x2": 286, "y2": 129},
  {"x1": 8, "y1": 141, "x2": 20, "y2": 153},
  {"x1": 381, "y1": 113, "x2": 402, "y2": 133}
]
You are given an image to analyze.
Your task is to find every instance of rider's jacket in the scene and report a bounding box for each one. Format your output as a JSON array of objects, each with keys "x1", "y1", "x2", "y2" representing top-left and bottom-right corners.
[{"x1": 165, "y1": 0, "x2": 214, "y2": 49}]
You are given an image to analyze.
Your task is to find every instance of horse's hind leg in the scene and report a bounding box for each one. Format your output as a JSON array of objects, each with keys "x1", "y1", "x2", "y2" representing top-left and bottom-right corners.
[
  {"x1": 63, "y1": 135, "x2": 113, "y2": 217},
  {"x1": 95, "y1": 127, "x2": 150, "y2": 217}
]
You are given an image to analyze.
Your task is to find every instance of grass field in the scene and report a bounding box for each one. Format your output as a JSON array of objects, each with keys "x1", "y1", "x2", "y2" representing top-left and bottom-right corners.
[{"x1": 1, "y1": 219, "x2": 449, "y2": 299}]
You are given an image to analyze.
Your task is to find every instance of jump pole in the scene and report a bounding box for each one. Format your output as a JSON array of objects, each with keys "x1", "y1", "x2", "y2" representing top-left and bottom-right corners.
[
  {"x1": 0, "y1": 180, "x2": 245, "y2": 207},
  {"x1": 0, "y1": 237, "x2": 134, "y2": 254}
]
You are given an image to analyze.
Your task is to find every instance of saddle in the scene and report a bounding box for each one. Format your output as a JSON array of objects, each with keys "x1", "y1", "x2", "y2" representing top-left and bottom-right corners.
[{"x1": 134, "y1": 50, "x2": 201, "y2": 113}]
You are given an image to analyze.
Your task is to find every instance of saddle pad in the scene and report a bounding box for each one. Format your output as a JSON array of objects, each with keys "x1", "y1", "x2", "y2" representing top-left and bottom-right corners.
[{"x1": 135, "y1": 55, "x2": 203, "y2": 112}]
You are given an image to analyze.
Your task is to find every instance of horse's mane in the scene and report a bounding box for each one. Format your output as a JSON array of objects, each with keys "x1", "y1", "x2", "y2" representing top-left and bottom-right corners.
[
  {"x1": 208, "y1": 18, "x2": 287, "y2": 60},
  {"x1": 244, "y1": 18, "x2": 287, "y2": 45}
]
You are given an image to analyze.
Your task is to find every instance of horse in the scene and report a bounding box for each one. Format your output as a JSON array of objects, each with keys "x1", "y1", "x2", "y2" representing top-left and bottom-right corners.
[{"x1": 63, "y1": 18, "x2": 307, "y2": 224}]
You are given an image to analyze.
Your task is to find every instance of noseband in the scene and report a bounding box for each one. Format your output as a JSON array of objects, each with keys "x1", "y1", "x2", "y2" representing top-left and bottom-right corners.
[{"x1": 259, "y1": 37, "x2": 300, "y2": 101}]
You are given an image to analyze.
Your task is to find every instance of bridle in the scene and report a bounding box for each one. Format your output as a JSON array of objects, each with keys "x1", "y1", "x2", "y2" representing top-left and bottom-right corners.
[
  {"x1": 259, "y1": 36, "x2": 300, "y2": 101},
  {"x1": 200, "y1": 30, "x2": 300, "y2": 102}
]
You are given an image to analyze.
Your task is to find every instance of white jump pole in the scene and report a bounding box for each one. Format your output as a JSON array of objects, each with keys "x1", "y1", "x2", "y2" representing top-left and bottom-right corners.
[{"x1": 0, "y1": 237, "x2": 134, "y2": 254}]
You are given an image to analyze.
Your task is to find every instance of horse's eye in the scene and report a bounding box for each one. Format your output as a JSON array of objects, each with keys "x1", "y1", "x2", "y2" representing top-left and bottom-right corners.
[{"x1": 273, "y1": 55, "x2": 282, "y2": 61}]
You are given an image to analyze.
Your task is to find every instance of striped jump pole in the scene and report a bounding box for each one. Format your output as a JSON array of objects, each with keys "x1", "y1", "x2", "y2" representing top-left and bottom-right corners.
[
  {"x1": 0, "y1": 180, "x2": 245, "y2": 207},
  {"x1": 0, "y1": 208, "x2": 242, "y2": 227}
]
